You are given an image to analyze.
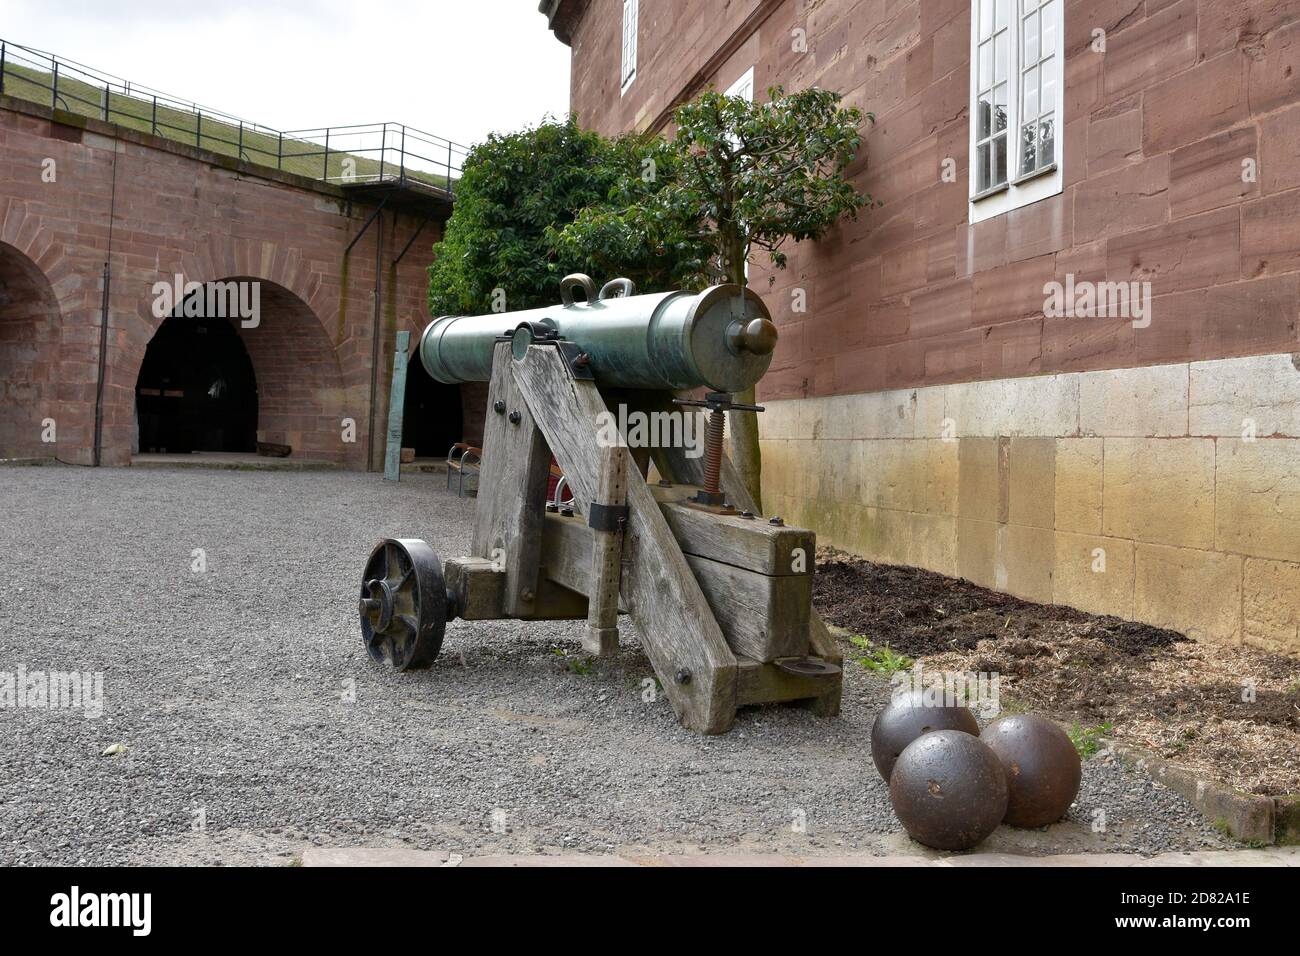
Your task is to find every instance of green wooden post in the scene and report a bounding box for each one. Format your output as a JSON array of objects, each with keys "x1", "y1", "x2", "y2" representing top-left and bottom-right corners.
[{"x1": 383, "y1": 330, "x2": 411, "y2": 482}]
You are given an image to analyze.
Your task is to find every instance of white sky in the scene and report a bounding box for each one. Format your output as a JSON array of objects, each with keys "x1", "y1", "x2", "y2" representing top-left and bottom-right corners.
[{"x1": 1, "y1": 0, "x2": 571, "y2": 148}]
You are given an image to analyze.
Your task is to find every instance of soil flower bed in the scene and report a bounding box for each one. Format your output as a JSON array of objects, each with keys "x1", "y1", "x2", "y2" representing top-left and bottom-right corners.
[{"x1": 813, "y1": 549, "x2": 1300, "y2": 797}]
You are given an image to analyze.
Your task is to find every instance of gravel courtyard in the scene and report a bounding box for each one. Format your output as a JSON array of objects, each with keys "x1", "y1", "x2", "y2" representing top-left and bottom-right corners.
[{"x1": 0, "y1": 465, "x2": 1233, "y2": 865}]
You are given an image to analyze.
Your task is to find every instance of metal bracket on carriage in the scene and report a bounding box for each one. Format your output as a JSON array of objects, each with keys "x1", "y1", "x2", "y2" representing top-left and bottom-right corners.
[
  {"x1": 496, "y1": 321, "x2": 595, "y2": 381},
  {"x1": 587, "y1": 501, "x2": 629, "y2": 533}
]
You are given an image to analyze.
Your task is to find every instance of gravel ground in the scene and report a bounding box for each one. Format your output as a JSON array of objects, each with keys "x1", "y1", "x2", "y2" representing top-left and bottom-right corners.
[{"x1": 0, "y1": 466, "x2": 1233, "y2": 865}]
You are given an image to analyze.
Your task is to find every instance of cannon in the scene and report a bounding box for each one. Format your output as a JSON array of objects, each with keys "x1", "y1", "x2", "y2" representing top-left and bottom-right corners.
[{"x1": 359, "y1": 274, "x2": 843, "y2": 734}]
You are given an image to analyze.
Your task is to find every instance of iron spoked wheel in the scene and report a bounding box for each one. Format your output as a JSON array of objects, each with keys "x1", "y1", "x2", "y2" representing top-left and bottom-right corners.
[{"x1": 358, "y1": 538, "x2": 448, "y2": 671}]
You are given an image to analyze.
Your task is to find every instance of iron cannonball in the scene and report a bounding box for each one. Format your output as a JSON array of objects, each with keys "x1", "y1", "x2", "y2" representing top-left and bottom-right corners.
[
  {"x1": 980, "y1": 714, "x2": 1082, "y2": 828},
  {"x1": 888, "y1": 730, "x2": 1009, "y2": 851},
  {"x1": 870, "y1": 688, "x2": 980, "y2": 781}
]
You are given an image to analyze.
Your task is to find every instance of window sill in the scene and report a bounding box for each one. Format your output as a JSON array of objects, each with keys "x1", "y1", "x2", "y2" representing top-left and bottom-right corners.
[
  {"x1": 968, "y1": 162, "x2": 1064, "y2": 223},
  {"x1": 970, "y1": 182, "x2": 1009, "y2": 202},
  {"x1": 1010, "y1": 162, "x2": 1057, "y2": 187}
]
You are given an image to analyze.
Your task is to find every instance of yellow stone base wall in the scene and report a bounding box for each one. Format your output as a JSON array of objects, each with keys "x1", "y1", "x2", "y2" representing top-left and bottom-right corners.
[{"x1": 760, "y1": 354, "x2": 1300, "y2": 655}]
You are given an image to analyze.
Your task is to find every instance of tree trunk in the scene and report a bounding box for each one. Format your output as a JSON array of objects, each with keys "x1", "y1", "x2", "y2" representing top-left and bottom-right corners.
[
  {"x1": 722, "y1": 229, "x2": 763, "y2": 512},
  {"x1": 728, "y1": 384, "x2": 763, "y2": 513}
]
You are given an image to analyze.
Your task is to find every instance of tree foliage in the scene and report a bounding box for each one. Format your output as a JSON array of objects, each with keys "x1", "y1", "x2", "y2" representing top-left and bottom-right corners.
[
  {"x1": 427, "y1": 117, "x2": 679, "y2": 317},
  {"x1": 557, "y1": 85, "x2": 871, "y2": 286}
]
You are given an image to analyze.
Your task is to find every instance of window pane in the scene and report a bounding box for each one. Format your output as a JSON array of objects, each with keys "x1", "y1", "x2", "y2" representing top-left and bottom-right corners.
[
  {"x1": 995, "y1": 0, "x2": 1010, "y2": 31},
  {"x1": 994, "y1": 134, "x2": 1008, "y2": 185},
  {"x1": 1021, "y1": 123, "x2": 1037, "y2": 172},
  {"x1": 977, "y1": 142, "x2": 992, "y2": 192},
  {"x1": 1024, "y1": 10, "x2": 1040, "y2": 64},
  {"x1": 1022, "y1": 65, "x2": 1039, "y2": 119},
  {"x1": 980, "y1": 41, "x2": 993, "y2": 90},
  {"x1": 977, "y1": 91, "x2": 992, "y2": 139},
  {"x1": 980, "y1": 0, "x2": 993, "y2": 39},
  {"x1": 1040, "y1": 0, "x2": 1057, "y2": 54},
  {"x1": 1022, "y1": 0, "x2": 1039, "y2": 10},
  {"x1": 1040, "y1": 118, "x2": 1055, "y2": 166},
  {"x1": 996, "y1": 32, "x2": 1008, "y2": 83},
  {"x1": 1040, "y1": 57, "x2": 1056, "y2": 112},
  {"x1": 993, "y1": 82, "x2": 1008, "y2": 132}
]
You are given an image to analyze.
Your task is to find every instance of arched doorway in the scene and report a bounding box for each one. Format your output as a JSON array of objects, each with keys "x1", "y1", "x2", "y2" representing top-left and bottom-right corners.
[
  {"x1": 0, "y1": 242, "x2": 61, "y2": 460},
  {"x1": 131, "y1": 276, "x2": 346, "y2": 462},
  {"x1": 402, "y1": 346, "x2": 463, "y2": 458},
  {"x1": 135, "y1": 315, "x2": 258, "y2": 454}
]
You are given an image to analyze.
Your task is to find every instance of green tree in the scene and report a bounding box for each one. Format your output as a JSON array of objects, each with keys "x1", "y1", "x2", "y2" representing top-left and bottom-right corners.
[
  {"x1": 427, "y1": 117, "x2": 686, "y2": 317},
  {"x1": 545, "y1": 138, "x2": 712, "y2": 290},
  {"x1": 559, "y1": 86, "x2": 871, "y2": 509}
]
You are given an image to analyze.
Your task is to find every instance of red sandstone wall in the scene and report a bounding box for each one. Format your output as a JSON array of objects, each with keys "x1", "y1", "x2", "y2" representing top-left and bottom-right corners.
[
  {"x1": 0, "y1": 239, "x2": 61, "y2": 458},
  {"x1": 564, "y1": 0, "x2": 1300, "y2": 403},
  {"x1": 0, "y1": 97, "x2": 450, "y2": 468},
  {"x1": 569, "y1": 0, "x2": 766, "y2": 134}
]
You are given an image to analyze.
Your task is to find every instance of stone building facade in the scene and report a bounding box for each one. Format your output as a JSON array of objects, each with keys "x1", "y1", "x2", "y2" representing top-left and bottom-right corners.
[
  {"x1": 0, "y1": 95, "x2": 475, "y2": 471},
  {"x1": 541, "y1": 0, "x2": 1300, "y2": 653}
]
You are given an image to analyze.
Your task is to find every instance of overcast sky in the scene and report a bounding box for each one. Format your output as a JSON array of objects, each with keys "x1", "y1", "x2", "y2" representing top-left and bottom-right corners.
[{"x1": 1, "y1": 0, "x2": 571, "y2": 148}]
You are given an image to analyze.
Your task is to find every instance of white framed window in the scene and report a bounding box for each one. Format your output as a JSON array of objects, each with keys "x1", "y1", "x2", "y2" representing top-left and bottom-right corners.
[
  {"x1": 620, "y1": 0, "x2": 639, "y2": 95},
  {"x1": 968, "y1": 0, "x2": 1063, "y2": 222},
  {"x1": 724, "y1": 65, "x2": 754, "y2": 102}
]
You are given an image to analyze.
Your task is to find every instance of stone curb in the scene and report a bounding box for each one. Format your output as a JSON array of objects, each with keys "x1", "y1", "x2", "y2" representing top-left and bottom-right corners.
[
  {"x1": 301, "y1": 847, "x2": 1300, "y2": 868},
  {"x1": 1100, "y1": 736, "x2": 1292, "y2": 846}
]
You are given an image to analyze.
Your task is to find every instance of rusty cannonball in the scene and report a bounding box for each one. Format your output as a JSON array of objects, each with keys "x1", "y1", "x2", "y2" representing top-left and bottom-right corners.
[
  {"x1": 889, "y1": 729, "x2": 1009, "y2": 851},
  {"x1": 980, "y1": 714, "x2": 1082, "y2": 828},
  {"x1": 870, "y1": 688, "x2": 980, "y2": 781}
]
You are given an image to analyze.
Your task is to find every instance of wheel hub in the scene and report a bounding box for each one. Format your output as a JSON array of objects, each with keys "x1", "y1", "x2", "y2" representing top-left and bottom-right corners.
[
  {"x1": 361, "y1": 578, "x2": 397, "y2": 631},
  {"x1": 357, "y1": 538, "x2": 449, "y2": 671}
]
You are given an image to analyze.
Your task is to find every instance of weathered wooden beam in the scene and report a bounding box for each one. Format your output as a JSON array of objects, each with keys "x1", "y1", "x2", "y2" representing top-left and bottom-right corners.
[
  {"x1": 445, "y1": 555, "x2": 504, "y2": 620},
  {"x1": 735, "y1": 658, "x2": 841, "y2": 708},
  {"x1": 540, "y1": 511, "x2": 595, "y2": 596},
  {"x1": 446, "y1": 553, "x2": 587, "y2": 621},
  {"x1": 513, "y1": 345, "x2": 739, "y2": 734},
  {"x1": 651, "y1": 484, "x2": 814, "y2": 576},
  {"x1": 584, "y1": 444, "x2": 627, "y2": 656},
  {"x1": 471, "y1": 343, "x2": 553, "y2": 618},
  {"x1": 685, "y1": 554, "x2": 810, "y2": 662}
]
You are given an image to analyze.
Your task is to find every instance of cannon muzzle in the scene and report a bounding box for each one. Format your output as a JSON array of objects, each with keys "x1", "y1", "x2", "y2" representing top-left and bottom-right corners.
[{"x1": 419, "y1": 275, "x2": 777, "y2": 393}]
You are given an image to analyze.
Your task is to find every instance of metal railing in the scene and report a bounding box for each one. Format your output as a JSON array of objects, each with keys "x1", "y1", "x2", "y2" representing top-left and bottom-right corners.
[{"x1": 0, "y1": 39, "x2": 466, "y2": 197}]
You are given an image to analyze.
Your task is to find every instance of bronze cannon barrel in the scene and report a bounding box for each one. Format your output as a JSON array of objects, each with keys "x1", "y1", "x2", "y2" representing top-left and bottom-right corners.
[{"x1": 419, "y1": 275, "x2": 778, "y2": 394}]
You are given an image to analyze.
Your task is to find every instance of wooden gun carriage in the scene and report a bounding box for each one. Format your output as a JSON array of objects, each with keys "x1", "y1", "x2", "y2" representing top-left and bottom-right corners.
[{"x1": 358, "y1": 275, "x2": 842, "y2": 734}]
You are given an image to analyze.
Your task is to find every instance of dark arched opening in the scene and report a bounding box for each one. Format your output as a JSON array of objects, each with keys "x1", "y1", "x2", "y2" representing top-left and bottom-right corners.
[
  {"x1": 402, "y1": 347, "x2": 463, "y2": 457},
  {"x1": 135, "y1": 315, "x2": 258, "y2": 454}
]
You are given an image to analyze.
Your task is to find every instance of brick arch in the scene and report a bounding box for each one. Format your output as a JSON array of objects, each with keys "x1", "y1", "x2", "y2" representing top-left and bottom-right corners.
[
  {"x1": 0, "y1": 239, "x2": 62, "y2": 459},
  {"x1": 226, "y1": 276, "x2": 348, "y2": 462},
  {"x1": 114, "y1": 273, "x2": 350, "y2": 465}
]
